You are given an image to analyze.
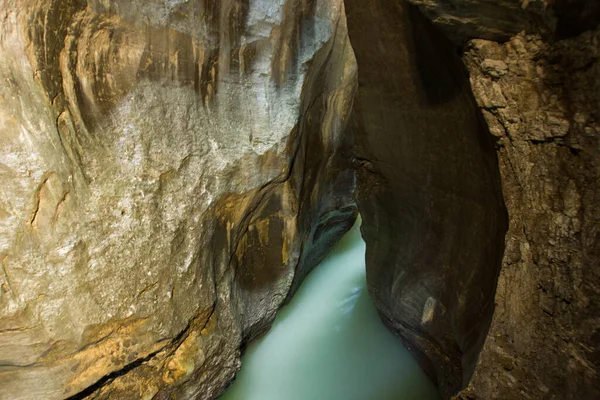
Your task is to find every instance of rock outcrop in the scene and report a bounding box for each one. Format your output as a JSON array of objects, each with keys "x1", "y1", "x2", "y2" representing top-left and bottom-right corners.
[
  {"x1": 0, "y1": 1, "x2": 356, "y2": 398},
  {"x1": 409, "y1": 0, "x2": 600, "y2": 43},
  {"x1": 404, "y1": 0, "x2": 555, "y2": 43},
  {"x1": 459, "y1": 25, "x2": 600, "y2": 400},
  {"x1": 343, "y1": 0, "x2": 599, "y2": 398},
  {"x1": 389, "y1": 0, "x2": 599, "y2": 398}
]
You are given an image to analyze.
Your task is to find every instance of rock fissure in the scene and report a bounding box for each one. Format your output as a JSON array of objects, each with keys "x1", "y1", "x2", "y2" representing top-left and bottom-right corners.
[{"x1": 63, "y1": 346, "x2": 165, "y2": 400}]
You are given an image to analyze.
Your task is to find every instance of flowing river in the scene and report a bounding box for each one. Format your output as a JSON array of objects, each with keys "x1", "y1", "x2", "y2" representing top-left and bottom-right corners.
[{"x1": 220, "y1": 217, "x2": 439, "y2": 400}]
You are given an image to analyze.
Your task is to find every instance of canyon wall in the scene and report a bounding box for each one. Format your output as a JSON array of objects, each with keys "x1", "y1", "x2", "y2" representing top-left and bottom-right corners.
[
  {"x1": 344, "y1": 1, "x2": 508, "y2": 397},
  {"x1": 457, "y1": 17, "x2": 600, "y2": 400},
  {"x1": 1, "y1": 0, "x2": 597, "y2": 399},
  {"x1": 345, "y1": 0, "x2": 599, "y2": 398},
  {"x1": 0, "y1": 1, "x2": 356, "y2": 398},
  {"x1": 392, "y1": 0, "x2": 599, "y2": 398}
]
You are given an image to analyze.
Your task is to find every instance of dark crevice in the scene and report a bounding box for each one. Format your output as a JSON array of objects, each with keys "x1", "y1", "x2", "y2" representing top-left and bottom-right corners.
[
  {"x1": 64, "y1": 348, "x2": 163, "y2": 400},
  {"x1": 65, "y1": 304, "x2": 216, "y2": 400},
  {"x1": 569, "y1": 147, "x2": 583, "y2": 156}
]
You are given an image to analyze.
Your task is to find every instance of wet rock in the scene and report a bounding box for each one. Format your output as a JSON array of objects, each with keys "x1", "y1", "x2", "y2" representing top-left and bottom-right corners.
[
  {"x1": 407, "y1": 0, "x2": 600, "y2": 44},
  {"x1": 401, "y1": 0, "x2": 600, "y2": 398},
  {"x1": 406, "y1": 0, "x2": 556, "y2": 43}
]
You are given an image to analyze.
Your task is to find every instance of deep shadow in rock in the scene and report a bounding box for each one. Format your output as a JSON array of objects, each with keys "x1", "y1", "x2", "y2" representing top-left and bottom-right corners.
[{"x1": 344, "y1": 0, "x2": 508, "y2": 397}]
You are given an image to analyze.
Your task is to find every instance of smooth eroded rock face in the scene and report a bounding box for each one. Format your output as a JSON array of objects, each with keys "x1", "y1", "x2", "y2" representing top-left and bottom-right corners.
[
  {"x1": 3, "y1": 1, "x2": 597, "y2": 399},
  {"x1": 408, "y1": 0, "x2": 600, "y2": 43},
  {"x1": 0, "y1": 1, "x2": 356, "y2": 398},
  {"x1": 343, "y1": 1, "x2": 508, "y2": 397}
]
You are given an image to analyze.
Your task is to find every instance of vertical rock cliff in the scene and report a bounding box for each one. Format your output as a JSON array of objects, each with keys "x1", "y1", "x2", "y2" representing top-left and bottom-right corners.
[
  {"x1": 406, "y1": 0, "x2": 600, "y2": 398},
  {"x1": 343, "y1": 0, "x2": 508, "y2": 397},
  {"x1": 0, "y1": 1, "x2": 356, "y2": 398},
  {"x1": 343, "y1": 0, "x2": 598, "y2": 398},
  {"x1": 460, "y1": 21, "x2": 600, "y2": 400}
]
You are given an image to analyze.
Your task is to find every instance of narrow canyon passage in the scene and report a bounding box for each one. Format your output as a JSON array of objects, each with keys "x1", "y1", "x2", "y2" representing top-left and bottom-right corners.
[
  {"x1": 0, "y1": 0, "x2": 596, "y2": 398},
  {"x1": 220, "y1": 218, "x2": 439, "y2": 400}
]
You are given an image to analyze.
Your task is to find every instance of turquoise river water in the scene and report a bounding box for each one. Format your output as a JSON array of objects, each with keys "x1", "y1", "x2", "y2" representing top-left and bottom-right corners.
[{"x1": 220, "y1": 218, "x2": 439, "y2": 400}]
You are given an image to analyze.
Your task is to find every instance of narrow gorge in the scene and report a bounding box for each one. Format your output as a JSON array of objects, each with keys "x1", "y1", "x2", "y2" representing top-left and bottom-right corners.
[{"x1": 0, "y1": 1, "x2": 597, "y2": 399}]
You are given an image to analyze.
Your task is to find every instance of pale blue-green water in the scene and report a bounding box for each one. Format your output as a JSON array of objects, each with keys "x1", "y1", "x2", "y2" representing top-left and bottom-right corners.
[{"x1": 221, "y1": 218, "x2": 439, "y2": 400}]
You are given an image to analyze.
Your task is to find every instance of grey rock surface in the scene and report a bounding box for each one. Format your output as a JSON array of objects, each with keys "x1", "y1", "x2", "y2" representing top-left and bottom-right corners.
[
  {"x1": 2, "y1": 1, "x2": 598, "y2": 399},
  {"x1": 407, "y1": 0, "x2": 555, "y2": 43},
  {"x1": 0, "y1": 0, "x2": 356, "y2": 398},
  {"x1": 408, "y1": 0, "x2": 600, "y2": 43}
]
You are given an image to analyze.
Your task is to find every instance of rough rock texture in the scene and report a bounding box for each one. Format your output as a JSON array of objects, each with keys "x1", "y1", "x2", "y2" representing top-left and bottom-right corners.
[
  {"x1": 459, "y1": 28, "x2": 600, "y2": 400},
  {"x1": 406, "y1": 0, "x2": 600, "y2": 398},
  {"x1": 3, "y1": 1, "x2": 598, "y2": 399},
  {"x1": 0, "y1": 1, "x2": 356, "y2": 398},
  {"x1": 344, "y1": 1, "x2": 508, "y2": 398}
]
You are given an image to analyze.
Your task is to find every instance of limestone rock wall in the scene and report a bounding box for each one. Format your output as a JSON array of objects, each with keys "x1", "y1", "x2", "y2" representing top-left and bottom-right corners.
[
  {"x1": 344, "y1": 0, "x2": 599, "y2": 398},
  {"x1": 459, "y1": 28, "x2": 600, "y2": 400},
  {"x1": 405, "y1": 0, "x2": 555, "y2": 43},
  {"x1": 344, "y1": 1, "x2": 508, "y2": 397},
  {"x1": 0, "y1": 1, "x2": 356, "y2": 398},
  {"x1": 2, "y1": 0, "x2": 597, "y2": 399},
  {"x1": 409, "y1": 0, "x2": 600, "y2": 43},
  {"x1": 407, "y1": 0, "x2": 600, "y2": 398}
]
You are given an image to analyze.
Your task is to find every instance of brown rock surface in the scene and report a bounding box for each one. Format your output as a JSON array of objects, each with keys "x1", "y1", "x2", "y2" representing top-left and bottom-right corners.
[
  {"x1": 407, "y1": 0, "x2": 600, "y2": 43},
  {"x1": 345, "y1": 0, "x2": 599, "y2": 398},
  {"x1": 403, "y1": 0, "x2": 600, "y2": 398},
  {"x1": 2, "y1": 0, "x2": 598, "y2": 399},
  {"x1": 344, "y1": 1, "x2": 508, "y2": 398},
  {"x1": 0, "y1": 1, "x2": 356, "y2": 398},
  {"x1": 459, "y1": 28, "x2": 600, "y2": 400},
  {"x1": 407, "y1": 0, "x2": 555, "y2": 43}
]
